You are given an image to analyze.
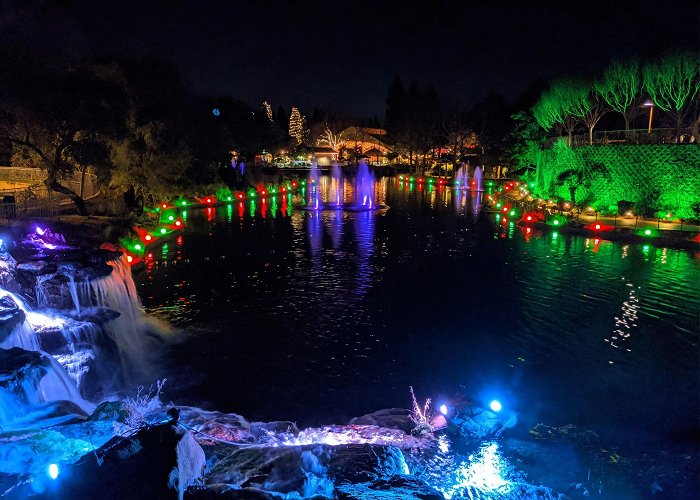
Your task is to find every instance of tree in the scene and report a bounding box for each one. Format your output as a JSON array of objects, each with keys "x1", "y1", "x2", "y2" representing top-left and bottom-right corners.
[
  {"x1": 594, "y1": 59, "x2": 643, "y2": 130},
  {"x1": 568, "y1": 82, "x2": 609, "y2": 145},
  {"x1": 532, "y1": 80, "x2": 580, "y2": 146},
  {"x1": 643, "y1": 52, "x2": 700, "y2": 138},
  {"x1": 0, "y1": 58, "x2": 127, "y2": 215},
  {"x1": 288, "y1": 107, "x2": 306, "y2": 145},
  {"x1": 556, "y1": 162, "x2": 609, "y2": 207}
]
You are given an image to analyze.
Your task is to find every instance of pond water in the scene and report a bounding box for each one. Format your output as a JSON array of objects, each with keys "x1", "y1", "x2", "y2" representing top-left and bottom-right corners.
[{"x1": 137, "y1": 176, "x2": 699, "y2": 459}]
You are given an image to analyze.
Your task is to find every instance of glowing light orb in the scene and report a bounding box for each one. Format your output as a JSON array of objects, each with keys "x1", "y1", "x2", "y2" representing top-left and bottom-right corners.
[
  {"x1": 168, "y1": 215, "x2": 174, "y2": 221},
  {"x1": 134, "y1": 244, "x2": 142, "y2": 250},
  {"x1": 489, "y1": 400, "x2": 502, "y2": 412},
  {"x1": 440, "y1": 404, "x2": 448, "y2": 415},
  {"x1": 644, "y1": 229, "x2": 651, "y2": 235},
  {"x1": 181, "y1": 201, "x2": 188, "y2": 206},
  {"x1": 526, "y1": 216, "x2": 532, "y2": 221},
  {"x1": 595, "y1": 224, "x2": 601, "y2": 230},
  {"x1": 48, "y1": 463, "x2": 59, "y2": 480},
  {"x1": 160, "y1": 228, "x2": 167, "y2": 234},
  {"x1": 162, "y1": 203, "x2": 167, "y2": 209},
  {"x1": 206, "y1": 198, "x2": 212, "y2": 203},
  {"x1": 212, "y1": 108, "x2": 220, "y2": 116},
  {"x1": 175, "y1": 220, "x2": 182, "y2": 227},
  {"x1": 145, "y1": 235, "x2": 152, "y2": 241},
  {"x1": 227, "y1": 196, "x2": 232, "y2": 201},
  {"x1": 553, "y1": 219, "x2": 559, "y2": 225}
]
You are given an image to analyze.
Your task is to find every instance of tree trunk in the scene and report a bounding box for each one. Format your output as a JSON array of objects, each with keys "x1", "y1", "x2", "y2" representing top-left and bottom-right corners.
[
  {"x1": 588, "y1": 126, "x2": 594, "y2": 145},
  {"x1": 46, "y1": 177, "x2": 88, "y2": 216},
  {"x1": 569, "y1": 186, "x2": 576, "y2": 207},
  {"x1": 623, "y1": 115, "x2": 630, "y2": 131}
]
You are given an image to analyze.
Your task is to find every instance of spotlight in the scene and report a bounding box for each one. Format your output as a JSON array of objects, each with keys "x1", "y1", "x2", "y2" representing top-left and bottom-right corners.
[
  {"x1": 489, "y1": 400, "x2": 502, "y2": 412},
  {"x1": 48, "y1": 463, "x2": 59, "y2": 480},
  {"x1": 439, "y1": 404, "x2": 448, "y2": 416}
]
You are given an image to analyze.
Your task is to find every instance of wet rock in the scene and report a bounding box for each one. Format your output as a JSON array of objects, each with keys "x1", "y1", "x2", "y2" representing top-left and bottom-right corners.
[
  {"x1": 336, "y1": 475, "x2": 443, "y2": 499},
  {"x1": 329, "y1": 445, "x2": 408, "y2": 484},
  {"x1": 208, "y1": 445, "x2": 314, "y2": 493},
  {"x1": 349, "y1": 408, "x2": 415, "y2": 434},
  {"x1": 0, "y1": 347, "x2": 48, "y2": 384},
  {"x1": 53, "y1": 423, "x2": 205, "y2": 500},
  {"x1": 16, "y1": 260, "x2": 57, "y2": 275},
  {"x1": 0, "y1": 295, "x2": 26, "y2": 342},
  {"x1": 63, "y1": 307, "x2": 121, "y2": 325},
  {"x1": 186, "y1": 484, "x2": 277, "y2": 499}
]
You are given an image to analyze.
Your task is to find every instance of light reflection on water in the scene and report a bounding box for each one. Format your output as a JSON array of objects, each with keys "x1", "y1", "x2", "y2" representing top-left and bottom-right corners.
[{"x1": 138, "y1": 176, "x2": 699, "y2": 457}]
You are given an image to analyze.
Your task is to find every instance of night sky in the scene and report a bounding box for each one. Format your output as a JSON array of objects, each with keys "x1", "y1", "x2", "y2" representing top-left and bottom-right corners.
[{"x1": 2, "y1": 1, "x2": 698, "y2": 117}]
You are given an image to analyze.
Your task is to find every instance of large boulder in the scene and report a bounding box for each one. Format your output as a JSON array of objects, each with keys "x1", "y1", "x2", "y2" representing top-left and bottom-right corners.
[
  {"x1": 0, "y1": 295, "x2": 26, "y2": 343},
  {"x1": 46, "y1": 423, "x2": 206, "y2": 500},
  {"x1": 336, "y1": 475, "x2": 444, "y2": 499},
  {"x1": 349, "y1": 408, "x2": 415, "y2": 434}
]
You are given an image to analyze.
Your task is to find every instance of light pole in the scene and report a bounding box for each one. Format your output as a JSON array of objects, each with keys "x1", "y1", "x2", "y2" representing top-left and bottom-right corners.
[{"x1": 644, "y1": 100, "x2": 654, "y2": 134}]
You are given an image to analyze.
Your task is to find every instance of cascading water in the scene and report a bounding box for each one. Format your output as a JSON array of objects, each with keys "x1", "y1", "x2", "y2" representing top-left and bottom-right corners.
[
  {"x1": 67, "y1": 274, "x2": 81, "y2": 313},
  {"x1": 455, "y1": 164, "x2": 469, "y2": 190},
  {"x1": 76, "y1": 254, "x2": 158, "y2": 382}
]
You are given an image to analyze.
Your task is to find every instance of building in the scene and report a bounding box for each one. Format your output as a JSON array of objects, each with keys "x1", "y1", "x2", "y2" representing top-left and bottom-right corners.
[
  {"x1": 338, "y1": 127, "x2": 392, "y2": 156},
  {"x1": 312, "y1": 147, "x2": 339, "y2": 166}
]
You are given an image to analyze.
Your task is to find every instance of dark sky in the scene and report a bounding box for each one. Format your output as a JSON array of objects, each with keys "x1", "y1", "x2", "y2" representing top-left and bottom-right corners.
[{"x1": 2, "y1": 0, "x2": 698, "y2": 117}]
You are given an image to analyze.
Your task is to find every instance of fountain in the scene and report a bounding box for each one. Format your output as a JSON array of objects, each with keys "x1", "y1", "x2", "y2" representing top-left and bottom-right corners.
[
  {"x1": 327, "y1": 161, "x2": 343, "y2": 209},
  {"x1": 303, "y1": 160, "x2": 322, "y2": 210},
  {"x1": 345, "y1": 160, "x2": 388, "y2": 212},
  {"x1": 473, "y1": 165, "x2": 483, "y2": 192},
  {"x1": 455, "y1": 163, "x2": 469, "y2": 190}
]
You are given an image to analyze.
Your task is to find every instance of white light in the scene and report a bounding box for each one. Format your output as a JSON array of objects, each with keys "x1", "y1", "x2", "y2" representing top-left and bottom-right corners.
[
  {"x1": 489, "y1": 400, "x2": 502, "y2": 412},
  {"x1": 48, "y1": 463, "x2": 59, "y2": 480},
  {"x1": 440, "y1": 404, "x2": 448, "y2": 415}
]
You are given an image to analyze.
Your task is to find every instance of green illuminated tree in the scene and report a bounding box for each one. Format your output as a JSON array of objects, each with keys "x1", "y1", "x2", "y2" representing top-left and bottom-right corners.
[
  {"x1": 568, "y1": 82, "x2": 609, "y2": 145},
  {"x1": 643, "y1": 52, "x2": 700, "y2": 138},
  {"x1": 532, "y1": 80, "x2": 580, "y2": 146},
  {"x1": 594, "y1": 60, "x2": 643, "y2": 130}
]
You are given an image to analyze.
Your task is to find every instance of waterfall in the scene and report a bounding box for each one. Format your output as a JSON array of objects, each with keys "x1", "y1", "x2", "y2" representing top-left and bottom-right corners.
[
  {"x1": 76, "y1": 254, "x2": 155, "y2": 381},
  {"x1": 0, "y1": 319, "x2": 40, "y2": 351},
  {"x1": 67, "y1": 274, "x2": 81, "y2": 313}
]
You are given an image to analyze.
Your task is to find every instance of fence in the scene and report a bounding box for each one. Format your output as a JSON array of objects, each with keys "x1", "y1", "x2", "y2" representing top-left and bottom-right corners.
[
  {"x1": 0, "y1": 167, "x2": 100, "y2": 221},
  {"x1": 543, "y1": 128, "x2": 695, "y2": 149}
]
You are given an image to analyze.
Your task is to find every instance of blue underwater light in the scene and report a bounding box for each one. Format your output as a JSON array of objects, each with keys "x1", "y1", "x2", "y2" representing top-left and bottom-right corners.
[
  {"x1": 439, "y1": 404, "x2": 448, "y2": 415},
  {"x1": 48, "y1": 463, "x2": 59, "y2": 480},
  {"x1": 489, "y1": 400, "x2": 502, "y2": 412}
]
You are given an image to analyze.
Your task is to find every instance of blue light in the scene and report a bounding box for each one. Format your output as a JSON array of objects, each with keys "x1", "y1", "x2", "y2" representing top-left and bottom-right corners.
[
  {"x1": 489, "y1": 400, "x2": 502, "y2": 412},
  {"x1": 48, "y1": 463, "x2": 59, "y2": 480},
  {"x1": 212, "y1": 108, "x2": 221, "y2": 116},
  {"x1": 439, "y1": 404, "x2": 448, "y2": 415}
]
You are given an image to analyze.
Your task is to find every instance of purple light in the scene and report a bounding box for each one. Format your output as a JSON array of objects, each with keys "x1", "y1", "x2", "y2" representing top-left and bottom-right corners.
[{"x1": 36, "y1": 226, "x2": 46, "y2": 236}]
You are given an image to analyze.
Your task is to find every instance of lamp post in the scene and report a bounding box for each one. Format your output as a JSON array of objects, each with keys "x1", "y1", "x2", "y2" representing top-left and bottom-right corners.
[{"x1": 644, "y1": 100, "x2": 654, "y2": 134}]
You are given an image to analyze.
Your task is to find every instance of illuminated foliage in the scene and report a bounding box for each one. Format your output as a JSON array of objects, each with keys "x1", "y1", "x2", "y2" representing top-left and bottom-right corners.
[
  {"x1": 288, "y1": 107, "x2": 306, "y2": 145},
  {"x1": 532, "y1": 80, "x2": 580, "y2": 146},
  {"x1": 643, "y1": 53, "x2": 700, "y2": 136},
  {"x1": 594, "y1": 59, "x2": 643, "y2": 130}
]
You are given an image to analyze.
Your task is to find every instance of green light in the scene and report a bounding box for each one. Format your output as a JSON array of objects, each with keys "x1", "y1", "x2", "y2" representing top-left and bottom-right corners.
[
  {"x1": 496, "y1": 203, "x2": 502, "y2": 208},
  {"x1": 227, "y1": 196, "x2": 232, "y2": 201},
  {"x1": 509, "y1": 210, "x2": 516, "y2": 216},
  {"x1": 553, "y1": 219, "x2": 559, "y2": 225},
  {"x1": 181, "y1": 201, "x2": 187, "y2": 206},
  {"x1": 644, "y1": 229, "x2": 652, "y2": 236},
  {"x1": 552, "y1": 231, "x2": 558, "y2": 240},
  {"x1": 134, "y1": 244, "x2": 142, "y2": 250},
  {"x1": 160, "y1": 228, "x2": 167, "y2": 234},
  {"x1": 168, "y1": 215, "x2": 174, "y2": 221}
]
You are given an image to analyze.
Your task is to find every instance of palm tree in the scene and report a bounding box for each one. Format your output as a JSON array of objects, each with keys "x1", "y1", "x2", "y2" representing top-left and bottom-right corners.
[{"x1": 556, "y1": 163, "x2": 609, "y2": 207}]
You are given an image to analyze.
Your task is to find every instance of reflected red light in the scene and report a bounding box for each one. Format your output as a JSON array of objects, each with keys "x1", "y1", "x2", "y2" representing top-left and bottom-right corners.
[
  {"x1": 175, "y1": 220, "x2": 182, "y2": 227},
  {"x1": 595, "y1": 224, "x2": 601, "y2": 230},
  {"x1": 145, "y1": 234, "x2": 152, "y2": 241},
  {"x1": 526, "y1": 227, "x2": 531, "y2": 233},
  {"x1": 594, "y1": 238, "x2": 600, "y2": 245},
  {"x1": 126, "y1": 255, "x2": 133, "y2": 263}
]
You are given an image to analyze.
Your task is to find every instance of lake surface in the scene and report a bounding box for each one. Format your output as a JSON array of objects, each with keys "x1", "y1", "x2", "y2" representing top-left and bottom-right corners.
[{"x1": 136, "y1": 176, "x2": 699, "y2": 457}]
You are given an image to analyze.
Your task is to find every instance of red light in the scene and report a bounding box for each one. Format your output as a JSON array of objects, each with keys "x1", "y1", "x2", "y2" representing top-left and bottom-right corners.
[
  {"x1": 261, "y1": 190, "x2": 267, "y2": 195},
  {"x1": 145, "y1": 235, "x2": 152, "y2": 241},
  {"x1": 175, "y1": 220, "x2": 182, "y2": 227},
  {"x1": 162, "y1": 203, "x2": 167, "y2": 209},
  {"x1": 418, "y1": 178, "x2": 424, "y2": 182},
  {"x1": 503, "y1": 217, "x2": 508, "y2": 223},
  {"x1": 127, "y1": 255, "x2": 133, "y2": 263},
  {"x1": 526, "y1": 227, "x2": 531, "y2": 233},
  {"x1": 238, "y1": 193, "x2": 244, "y2": 199},
  {"x1": 502, "y1": 207, "x2": 508, "y2": 212},
  {"x1": 595, "y1": 224, "x2": 601, "y2": 230},
  {"x1": 206, "y1": 198, "x2": 212, "y2": 203},
  {"x1": 526, "y1": 216, "x2": 532, "y2": 221},
  {"x1": 594, "y1": 238, "x2": 600, "y2": 245},
  {"x1": 147, "y1": 253, "x2": 153, "y2": 259},
  {"x1": 292, "y1": 181, "x2": 298, "y2": 187}
]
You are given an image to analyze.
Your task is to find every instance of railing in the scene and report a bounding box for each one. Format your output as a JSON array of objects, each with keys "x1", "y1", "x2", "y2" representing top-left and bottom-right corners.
[
  {"x1": 0, "y1": 167, "x2": 100, "y2": 221},
  {"x1": 543, "y1": 128, "x2": 695, "y2": 149}
]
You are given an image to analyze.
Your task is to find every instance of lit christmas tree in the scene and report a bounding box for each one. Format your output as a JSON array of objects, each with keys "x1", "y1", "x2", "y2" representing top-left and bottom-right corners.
[
  {"x1": 289, "y1": 107, "x2": 306, "y2": 145},
  {"x1": 263, "y1": 101, "x2": 273, "y2": 124}
]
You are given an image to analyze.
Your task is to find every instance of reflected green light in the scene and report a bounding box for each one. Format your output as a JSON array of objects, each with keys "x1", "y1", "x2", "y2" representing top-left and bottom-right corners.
[
  {"x1": 160, "y1": 228, "x2": 167, "y2": 234},
  {"x1": 249, "y1": 200, "x2": 256, "y2": 216},
  {"x1": 552, "y1": 231, "x2": 558, "y2": 240}
]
